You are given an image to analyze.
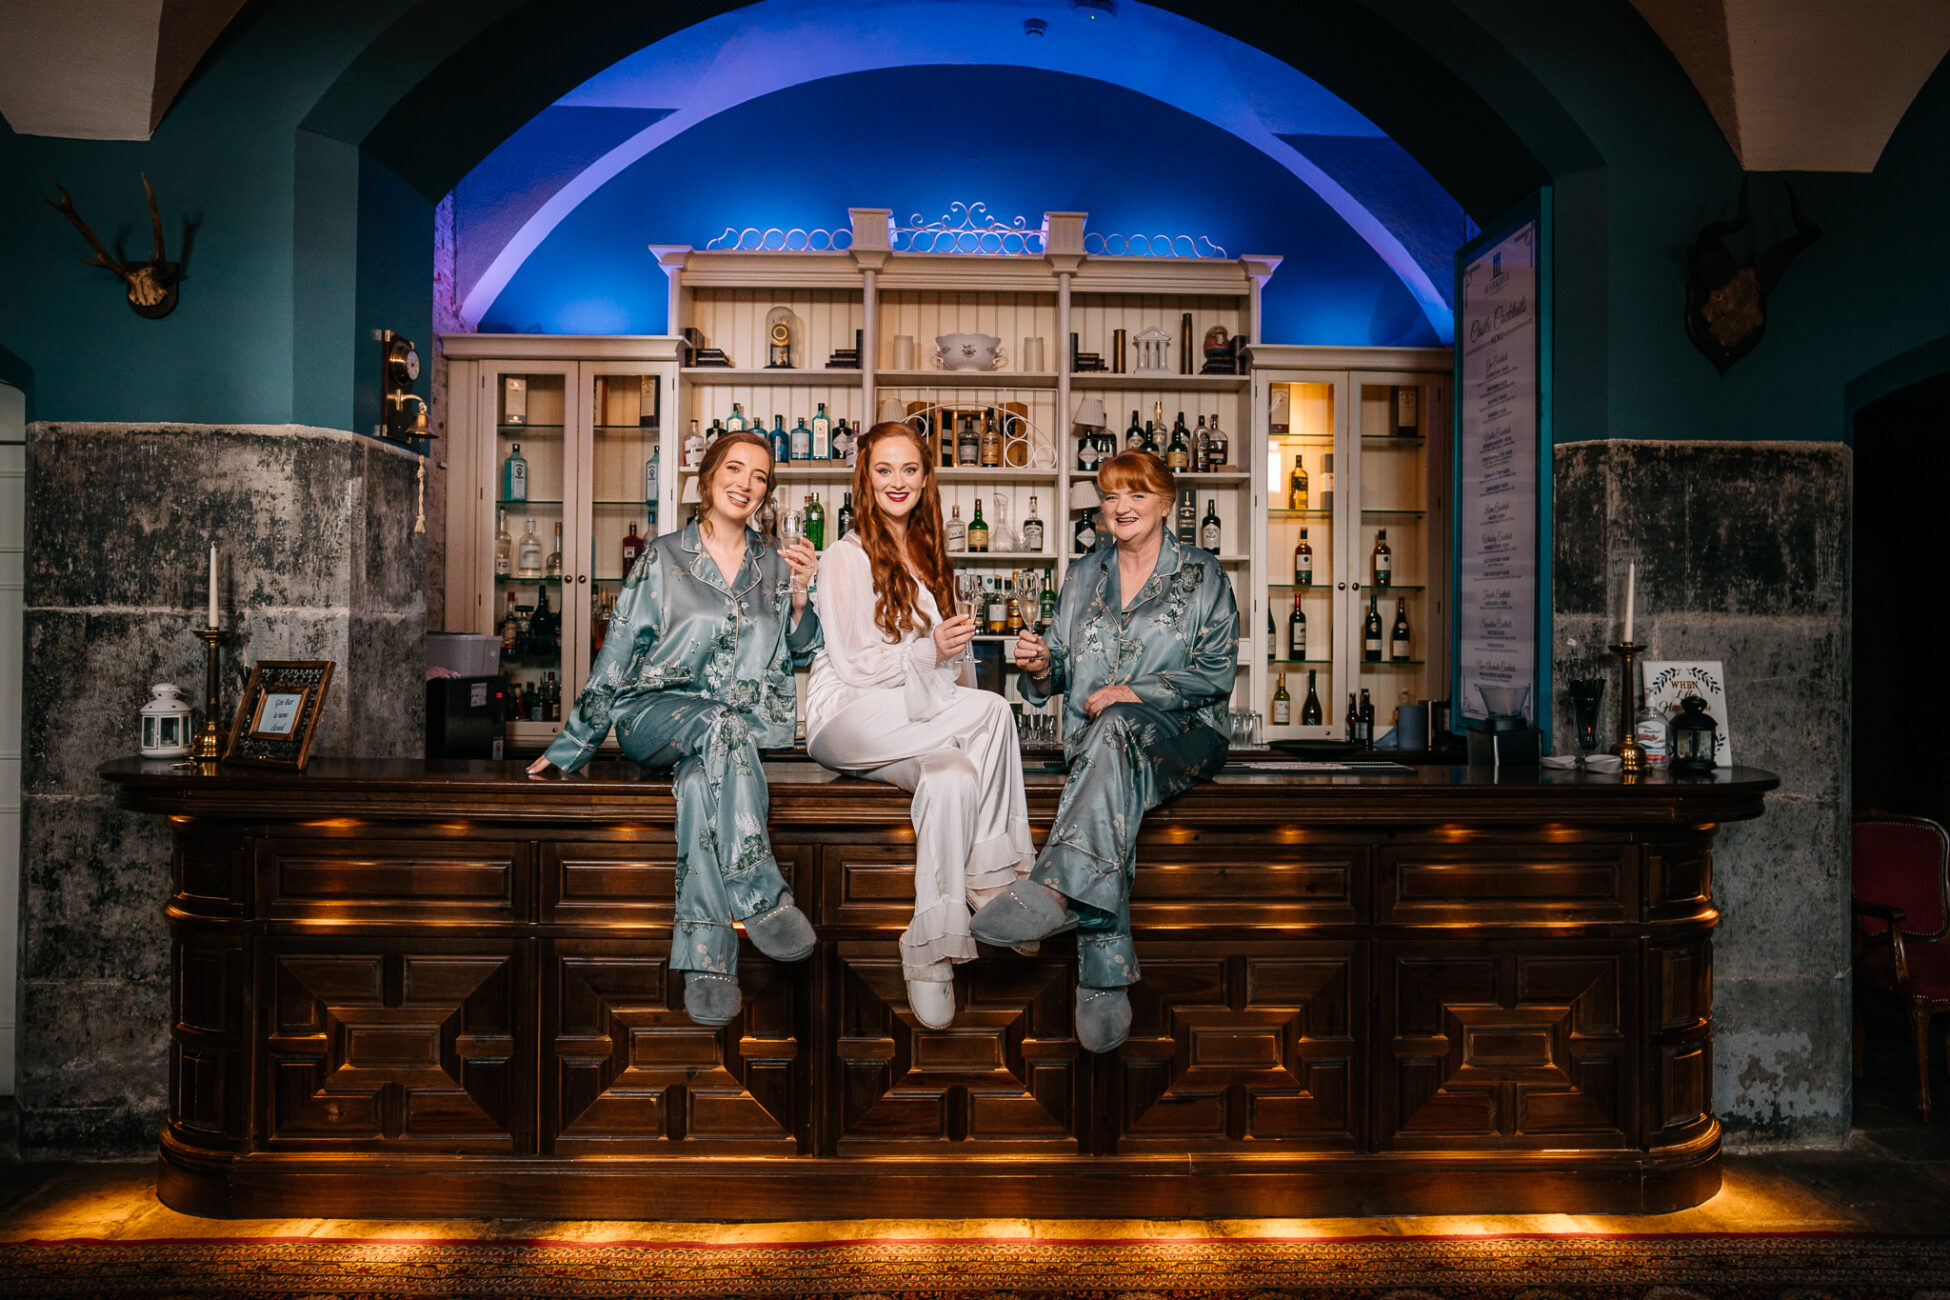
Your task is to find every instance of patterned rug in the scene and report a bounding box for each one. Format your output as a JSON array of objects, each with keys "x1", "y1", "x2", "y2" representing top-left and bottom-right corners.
[{"x1": 2, "y1": 1231, "x2": 1948, "y2": 1299}]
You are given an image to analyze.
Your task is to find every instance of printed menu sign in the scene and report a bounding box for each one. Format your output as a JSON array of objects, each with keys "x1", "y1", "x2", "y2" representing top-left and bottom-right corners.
[{"x1": 1457, "y1": 219, "x2": 1540, "y2": 723}]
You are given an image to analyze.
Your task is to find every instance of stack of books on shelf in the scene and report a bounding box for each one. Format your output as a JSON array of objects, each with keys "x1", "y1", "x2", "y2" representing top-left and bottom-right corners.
[{"x1": 825, "y1": 328, "x2": 864, "y2": 369}]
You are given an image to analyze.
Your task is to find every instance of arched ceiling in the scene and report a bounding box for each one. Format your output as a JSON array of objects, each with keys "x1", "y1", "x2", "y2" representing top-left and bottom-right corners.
[{"x1": 0, "y1": 0, "x2": 245, "y2": 139}]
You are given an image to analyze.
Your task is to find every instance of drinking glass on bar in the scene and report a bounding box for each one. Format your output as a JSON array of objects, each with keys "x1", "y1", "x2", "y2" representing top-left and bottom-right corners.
[
  {"x1": 953, "y1": 572, "x2": 980, "y2": 665},
  {"x1": 779, "y1": 507, "x2": 807, "y2": 593}
]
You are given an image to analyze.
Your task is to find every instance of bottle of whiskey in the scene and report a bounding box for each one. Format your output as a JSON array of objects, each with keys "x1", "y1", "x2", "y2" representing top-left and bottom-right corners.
[
  {"x1": 836, "y1": 491, "x2": 854, "y2": 541},
  {"x1": 811, "y1": 403, "x2": 832, "y2": 460},
  {"x1": 1363, "y1": 591, "x2": 1383, "y2": 661},
  {"x1": 503, "y1": 444, "x2": 529, "y2": 502},
  {"x1": 1288, "y1": 455, "x2": 1309, "y2": 510},
  {"x1": 725, "y1": 403, "x2": 747, "y2": 432},
  {"x1": 790, "y1": 416, "x2": 812, "y2": 462},
  {"x1": 1301, "y1": 669, "x2": 1323, "y2": 725},
  {"x1": 986, "y1": 578, "x2": 1008, "y2": 633},
  {"x1": 804, "y1": 492, "x2": 826, "y2": 550},
  {"x1": 1165, "y1": 420, "x2": 1190, "y2": 470},
  {"x1": 1205, "y1": 413, "x2": 1228, "y2": 472},
  {"x1": 769, "y1": 415, "x2": 790, "y2": 464},
  {"x1": 1021, "y1": 495, "x2": 1044, "y2": 552},
  {"x1": 1192, "y1": 415, "x2": 1210, "y2": 473},
  {"x1": 1152, "y1": 401, "x2": 1167, "y2": 453},
  {"x1": 1391, "y1": 597, "x2": 1411, "y2": 660},
  {"x1": 958, "y1": 416, "x2": 980, "y2": 467},
  {"x1": 1294, "y1": 528, "x2": 1313, "y2": 585},
  {"x1": 516, "y1": 518, "x2": 543, "y2": 578},
  {"x1": 1288, "y1": 592, "x2": 1307, "y2": 660},
  {"x1": 1372, "y1": 529, "x2": 1392, "y2": 586},
  {"x1": 967, "y1": 499, "x2": 989, "y2": 552},
  {"x1": 495, "y1": 509, "x2": 513, "y2": 578},
  {"x1": 1272, "y1": 672, "x2": 1292, "y2": 725},
  {"x1": 946, "y1": 503, "x2": 967, "y2": 552},
  {"x1": 1200, "y1": 499, "x2": 1222, "y2": 552},
  {"x1": 621, "y1": 521, "x2": 645, "y2": 578},
  {"x1": 1175, "y1": 488, "x2": 1198, "y2": 545},
  {"x1": 546, "y1": 522, "x2": 563, "y2": 578},
  {"x1": 980, "y1": 412, "x2": 1003, "y2": 467},
  {"x1": 1125, "y1": 408, "x2": 1144, "y2": 451},
  {"x1": 1006, "y1": 590, "x2": 1024, "y2": 634}
]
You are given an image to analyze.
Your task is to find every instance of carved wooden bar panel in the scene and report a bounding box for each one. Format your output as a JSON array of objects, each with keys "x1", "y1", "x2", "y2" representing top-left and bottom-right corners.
[{"x1": 106, "y1": 758, "x2": 1774, "y2": 1219}]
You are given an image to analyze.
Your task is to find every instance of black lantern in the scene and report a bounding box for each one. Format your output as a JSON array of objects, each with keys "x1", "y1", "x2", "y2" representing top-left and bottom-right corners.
[{"x1": 1667, "y1": 695, "x2": 1720, "y2": 773}]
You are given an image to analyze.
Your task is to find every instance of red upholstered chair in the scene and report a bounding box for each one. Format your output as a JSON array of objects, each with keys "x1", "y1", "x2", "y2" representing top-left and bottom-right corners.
[{"x1": 1852, "y1": 813, "x2": 1950, "y2": 1120}]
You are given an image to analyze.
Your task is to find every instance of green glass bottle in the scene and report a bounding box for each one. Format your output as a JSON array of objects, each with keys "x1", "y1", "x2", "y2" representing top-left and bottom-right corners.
[{"x1": 803, "y1": 491, "x2": 826, "y2": 550}]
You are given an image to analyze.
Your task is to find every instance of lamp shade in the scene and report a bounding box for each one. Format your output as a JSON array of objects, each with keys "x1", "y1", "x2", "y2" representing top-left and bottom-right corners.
[
  {"x1": 878, "y1": 395, "x2": 906, "y2": 424},
  {"x1": 681, "y1": 476, "x2": 702, "y2": 504},
  {"x1": 1072, "y1": 397, "x2": 1107, "y2": 427},
  {"x1": 1069, "y1": 480, "x2": 1100, "y2": 511}
]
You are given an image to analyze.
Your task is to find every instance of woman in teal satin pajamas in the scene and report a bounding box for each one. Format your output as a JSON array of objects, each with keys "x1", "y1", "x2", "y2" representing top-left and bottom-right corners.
[
  {"x1": 970, "y1": 450, "x2": 1237, "y2": 1052},
  {"x1": 527, "y1": 432, "x2": 821, "y2": 1027}
]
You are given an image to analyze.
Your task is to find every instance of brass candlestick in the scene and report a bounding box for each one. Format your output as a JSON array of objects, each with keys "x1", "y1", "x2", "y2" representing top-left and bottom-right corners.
[
  {"x1": 1609, "y1": 641, "x2": 1646, "y2": 774},
  {"x1": 192, "y1": 626, "x2": 232, "y2": 762}
]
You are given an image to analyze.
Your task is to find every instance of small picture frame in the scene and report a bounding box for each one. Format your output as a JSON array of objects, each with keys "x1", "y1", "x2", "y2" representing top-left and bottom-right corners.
[{"x1": 224, "y1": 660, "x2": 334, "y2": 769}]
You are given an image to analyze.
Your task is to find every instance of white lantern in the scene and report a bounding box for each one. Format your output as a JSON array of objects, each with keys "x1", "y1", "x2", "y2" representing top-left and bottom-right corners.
[{"x1": 140, "y1": 683, "x2": 194, "y2": 758}]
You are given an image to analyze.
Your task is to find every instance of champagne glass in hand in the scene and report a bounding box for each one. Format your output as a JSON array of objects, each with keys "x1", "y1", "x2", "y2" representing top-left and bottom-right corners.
[{"x1": 953, "y1": 573, "x2": 980, "y2": 663}]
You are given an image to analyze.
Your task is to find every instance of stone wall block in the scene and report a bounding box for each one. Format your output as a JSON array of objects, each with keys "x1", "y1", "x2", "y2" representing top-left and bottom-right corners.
[
  {"x1": 1711, "y1": 796, "x2": 1851, "y2": 982},
  {"x1": 358, "y1": 439, "x2": 431, "y2": 614},
  {"x1": 1552, "y1": 441, "x2": 1613, "y2": 613},
  {"x1": 1713, "y1": 973, "x2": 1852, "y2": 1144},
  {"x1": 350, "y1": 612, "x2": 429, "y2": 757},
  {"x1": 14, "y1": 978, "x2": 170, "y2": 1127},
  {"x1": 1681, "y1": 444, "x2": 1848, "y2": 619},
  {"x1": 20, "y1": 796, "x2": 172, "y2": 982}
]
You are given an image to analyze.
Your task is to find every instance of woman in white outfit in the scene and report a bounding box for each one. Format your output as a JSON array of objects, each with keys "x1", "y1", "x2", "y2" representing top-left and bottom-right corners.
[{"x1": 806, "y1": 421, "x2": 1035, "y2": 1029}]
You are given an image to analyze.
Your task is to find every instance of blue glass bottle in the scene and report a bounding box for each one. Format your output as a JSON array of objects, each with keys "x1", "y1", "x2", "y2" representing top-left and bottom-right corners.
[{"x1": 770, "y1": 414, "x2": 791, "y2": 463}]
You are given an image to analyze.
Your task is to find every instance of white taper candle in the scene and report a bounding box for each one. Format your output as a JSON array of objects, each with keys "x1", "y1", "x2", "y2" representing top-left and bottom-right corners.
[
  {"x1": 1623, "y1": 561, "x2": 1635, "y2": 644},
  {"x1": 208, "y1": 544, "x2": 219, "y2": 628}
]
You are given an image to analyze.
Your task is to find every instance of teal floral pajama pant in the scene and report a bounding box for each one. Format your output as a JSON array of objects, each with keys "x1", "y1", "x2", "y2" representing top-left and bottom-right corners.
[
  {"x1": 1027, "y1": 702, "x2": 1227, "y2": 988},
  {"x1": 615, "y1": 694, "x2": 793, "y2": 976}
]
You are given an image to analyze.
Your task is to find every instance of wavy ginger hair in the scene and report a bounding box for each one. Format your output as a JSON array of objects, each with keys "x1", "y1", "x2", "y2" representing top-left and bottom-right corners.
[{"x1": 849, "y1": 421, "x2": 957, "y2": 643}]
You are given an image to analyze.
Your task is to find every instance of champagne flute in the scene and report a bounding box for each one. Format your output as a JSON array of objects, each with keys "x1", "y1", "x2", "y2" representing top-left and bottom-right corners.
[
  {"x1": 953, "y1": 571, "x2": 979, "y2": 665},
  {"x1": 778, "y1": 506, "x2": 806, "y2": 593}
]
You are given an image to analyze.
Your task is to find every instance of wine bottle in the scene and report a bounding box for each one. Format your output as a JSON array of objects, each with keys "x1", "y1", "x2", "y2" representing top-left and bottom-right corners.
[
  {"x1": 1363, "y1": 591, "x2": 1383, "y2": 661},
  {"x1": 1390, "y1": 597, "x2": 1411, "y2": 661},
  {"x1": 811, "y1": 403, "x2": 832, "y2": 460},
  {"x1": 1205, "y1": 413, "x2": 1228, "y2": 472},
  {"x1": 1125, "y1": 408, "x2": 1143, "y2": 451},
  {"x1": 1393, "y1": 385, "x2": 1419, "y2": 437},
  {"x1": 1288, "y1": 592, "x2": 1306, "y2": 661},
  {"x1": 1193, "y1": 415, "x2": 1210, "y2": 473},
  {"x1": 546, "y1": 522, "x2": 563, "y2": 578},
  {"x1": 1022, "y1": 495, "x2": 1045, "y2": 552},
  {"x1": 503, "y1": 444, "x2": 529, "y2": 502},
  {"x1": 804, "y1": 492, "x2": 826, "y2": 550},
  {"x1": 980, "y1": 412, "x2": 1003, "y2": 468},
  {"x1": 621, "y1": 521, "x2": 644, "y2": 578},
  {"x1": 968, "y1": 499, "x2": 989, "y2": 553},
  {"x1": 1300, "y1": 669, "x2": 1324, "y2": 725},
  {"x1": 1293, "y1": 528, "x2": 1313, "y2": 585},
  {"x1": 1288, "y1": 455, "x2": 1308, "y2": 510},
  {"x1": 1200, "y1": 498, "x2": 1222, "y2": 552},
  {"x1": 516, "y1": 518, "x2": 542, "y2": 578},
  {"x1": 532, "y1": 583, "x2": 557, "y2": 653},
  {"x1": 1345, "y1": 692, "x2": 1358, "y2": 739},
  {"x1": 1266, "y1": 607, "x2": 1276, "y2": 663},
  {"x1": 986, "y1": 577, "x2": 1007, "y2": 633},
  {"x1": 958, "y1": 416, "x2": 980, "y2": 467},
  {"x1": 1173, "y1": 411, "x2": 1191, "y2": 465},
  {"x1": 1175, "y1": 488, "x2": 1197, "y2": 546},
  {"x1": 1372, "y1": 528, "x2": 1392, "y2": 586},
  {"x1": 836, "y1": 490, "x2": 854, "y2": 541},
  {"x1": 494, "y1": 509, "x2": 512, "y2": 578},
  {"x1": 1272, "y1": 672, "x2": 1292, "y2": 725},
  {"x1": 1359, "y1": 689, "x2": 1375, "y2": 748},
  {"x1": 1142, "y1": 421, "x2": 1159, "y2": 456},
  {"x1": 1166, "y1": 420, "x2": 1190, "y2": 470},
  {"x1": 790, "y1": 416, "x2": 811, "y2": 462},
  {"x1": 770, "y1": 415, "x2": 790, "y2": 464},
  {"x1": 946, "y1": 504, "x2": 966, "y2": 552}
]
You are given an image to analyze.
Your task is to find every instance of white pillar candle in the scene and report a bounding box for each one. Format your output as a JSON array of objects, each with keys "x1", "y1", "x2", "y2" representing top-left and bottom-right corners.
[
  {"x1": 208, "y1": 544, "x2": 219, "y2": 628},
  {"x1": 1623, "y1": 561, "x2": 1635, "y2": 644}
]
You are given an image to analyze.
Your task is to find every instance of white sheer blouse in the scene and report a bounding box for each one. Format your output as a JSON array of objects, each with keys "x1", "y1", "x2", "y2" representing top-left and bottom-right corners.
[{"x1": 804, "y1": 534, "x2": 973, "y2": 741}]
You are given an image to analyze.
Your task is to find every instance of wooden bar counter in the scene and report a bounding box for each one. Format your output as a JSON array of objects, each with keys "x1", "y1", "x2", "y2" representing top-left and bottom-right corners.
[{"x1": 101, "y1": 756, "x2": 1775, "y2": 1220}]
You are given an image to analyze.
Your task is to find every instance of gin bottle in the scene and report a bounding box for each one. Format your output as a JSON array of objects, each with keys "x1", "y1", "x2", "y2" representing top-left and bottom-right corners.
[
  {"x1": 503, "y1": 444, "x2": 529, "y2": 502},
  {"x1": 516, "y1": 518, "x2": 542, "y2": 578}
]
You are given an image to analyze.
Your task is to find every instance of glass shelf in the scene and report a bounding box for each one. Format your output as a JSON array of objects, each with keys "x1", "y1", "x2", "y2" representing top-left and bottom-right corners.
[
  {"x1": 496, "y1": 574, "x2": 561, "y2": 584},
  {"x1": 498, "y1": 499, "x2": 563, "y2": 508},
  {"x1": 1361, "y1": 434, "x2": 1426, "y2": 445},
  {"x1": 1362, "y1": 509, "x2": 1426, "y2": 518},
  {"x1": 1269, "y1": 657, "x2": 1334, "y2": 666},
  {"x1": 1269, "y1": 508, "x2": 1333, "y2": 520},
  {"x1": 501, "y1": 651, "x2": 562, "y2": 665},
  {"x1": 1358, "y1": 659, "x2": 1427, "y2": 667},
  {"x1": 592, "y1": 500, "x2": 659, "y2": 508},
  {"x1": 497, "y1": 424, "x2": 564, "y2": 434},
  {"x1": 593, "y1": 424, "x2": 660, "y2": 434}
]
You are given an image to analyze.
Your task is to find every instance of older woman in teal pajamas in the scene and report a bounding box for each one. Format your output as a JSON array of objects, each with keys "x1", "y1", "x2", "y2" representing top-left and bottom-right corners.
[
  {"x1": 970, "y1": 450, "x2": 1237, "y2": 1052},
  {"x1": 527, "y1": 432, "x2": 821, "y2": 1028}
]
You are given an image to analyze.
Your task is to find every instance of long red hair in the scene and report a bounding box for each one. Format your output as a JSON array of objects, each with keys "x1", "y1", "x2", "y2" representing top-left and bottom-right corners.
[{"x1": 849, "y1": 421, "x2": 956, "y2": 643}]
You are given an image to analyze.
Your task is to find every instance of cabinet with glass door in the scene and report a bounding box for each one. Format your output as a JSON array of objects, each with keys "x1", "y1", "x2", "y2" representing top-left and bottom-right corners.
[{"x1": 1248, "y1": 347, "x2": 1451, "y2": 745}]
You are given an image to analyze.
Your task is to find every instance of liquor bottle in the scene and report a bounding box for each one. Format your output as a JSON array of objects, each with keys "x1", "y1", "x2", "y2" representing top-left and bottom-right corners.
[
  {"x1": 1372, "y1": 529, "x2": 1392, "y2": 586},
  {"x1": 980, "y1": 412, "x2": 1003, "y2": 467},
  {"x1": 1175, "y1": 488, "x2": 1197, "y2": 546},
  {"x1": 503, "y1": 443, "x2": 529, "y2": 502},
  {"x1": 494, "y1": 509, "x2": 512, "y2": 578},
  {"x1": 1142, "y1": 420, "x2": 1159, "y2": 456},
  {"x1": 725, "y1": 403, "x2": 747, "y2": 432},
  {"x1": 621, "y1": 521, "x2": 645, "y2": 578},
  {"x1": 1359, "y1": 689, "x2": 1375, "y2": 747},
  {"x1": 946, "y1": 503, "x2": 967, "y2": 552},
  {"x1": 532, "y1": 582, "x2": 557, "y2": 653},
  {"x1": 1288, "y1": 592, "x2": 1307, "y2": 661},
  {"x1": 547, "y1": 672, "x2": 563, "y2": 723},
  {"x1": 516, "y1": 518, "x2": 543, "y2": 578},
  {"x1": 683, "y1": 420, "x2": 704, "y2": 467},
  {"x1": 1021, "y1": 495, "x2": 1044, "y2": 551},
  {"x1": 790, "y1": 416, "x2": 812, "y2": 462},
  {"x1": 804, "y1": 492, "x2": 826, "y2": 550},
  {"x1": 1074, "y1": 507, "x2": 1096, "y2": 555},
  {"x1": 1205, "y1": 413, "x2": 1228, "y2": 472},
  {"x1": 769, "y1": 415, "x2": 790, "y2": 464},
  {"x1": 967, "y1": 499, "x2": 989, "y2": 552},
  {"x1": 833, "y1": 419, "x2": 854, "y2": 464},
  {"x1": 646, "y1": 444, "x2": 661, "y2": 534},
  {"x1": 1345, "y1": 692, "x2": 1358, "y2": 740},
  {"x1": 1165, "y1": 420, "x2": 1190, "y2": 470},
  {"x1": 811, "y1": 403, "x2": 832, "y2": 460},
  {"x1": 1152, "y1": 402, "x2": 1167, "y2": 452},
  {"x1": 546, "y1": 522, "x2": 563, "y2": 578},
  {"x1": 1200, "y1": 498, "x2": 1222, "y2": 552},
  {"x1": 1006, "y1": 591, "x2": 1024, "y2": 634},
  {"x1": 1393, "y1": 385, "x2": 1419, "y2": 437},
  {"x1": 756, "y1": 495, "x2": 778, "y2": 542},
  {"x1": 1390, "y1": 597, "x2": 1411, "y2": 660},
  {"x1": 1272, "y1": 672, "x2": 1292, "y2": 725},
  {"x1": 1125, "y1": 408, "x2": 1143, "y2": 451},
  {"x1": 1363, "y1": 591, "x2": 1383, "y2": 661},
  {"x1": 501, "y1": 590, "x2": 519, "y2": 651},
  {"x1": 527, "y1": 679, "x2": 543, "y2": 722},
  {"x1": 1038, "y1": 573, "x2": 1056, "y2": 631},
  {"x1": 836, "y1": 491, "x2": 854, "y2": 541},
  {"x1": 1320, "y1": 452, "x2": 1335, "y2": 512},
  {"x1": 1267, "y1": 607, "x2": 1276, "y2": 663},
  {"x1": 986, "y1": 578, "x2": 1008, "y2": 634},
  {"x1": 1636, "y1": 700, "x2": 1670, "y2": 767},
  {"x1": 1192, "y1": 415, "x2": 1210, "y2": 473},
  {"x1": 1293, "y1": 529, "x2": 1313, "y2": 585},
  {"x1": 1173, "y1": 411, "x2": 1191, "y2": 466},
  {"x1": 706, "y1": 417, "x2": 724, "y2": 448},
  {"x1": 1300, "y1": 669, "x2": 1324, "y2": 725},
  {"x1": 1077, "y1": 426, "x2": 1096, "y2": 471},
  {"x1": 958, "y1": 416, "x2": 980, "y2": 467},
  {"x1": 1288, "y1": 455, "x2": 1308, "y2": 510}
]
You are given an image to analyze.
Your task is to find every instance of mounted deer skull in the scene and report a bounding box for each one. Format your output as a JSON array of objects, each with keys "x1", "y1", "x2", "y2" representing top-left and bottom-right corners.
[
  {"x1": 1684, "y1": 178, "x2": 1820, "y2": 374},
  {"x1": 47, "y1": 175, "x2": 180, "y2": 319}
]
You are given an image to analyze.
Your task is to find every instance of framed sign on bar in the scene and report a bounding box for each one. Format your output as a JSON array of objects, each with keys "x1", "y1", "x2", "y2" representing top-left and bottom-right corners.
[{"x1": 1451, "y1": 189, "x2": 1553, "y2": 741}]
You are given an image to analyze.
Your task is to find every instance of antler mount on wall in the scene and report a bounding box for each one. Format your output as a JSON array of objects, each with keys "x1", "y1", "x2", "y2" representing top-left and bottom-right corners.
[{"x1": 47, "y1": 174, "x2": 181, "y2": 319}]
